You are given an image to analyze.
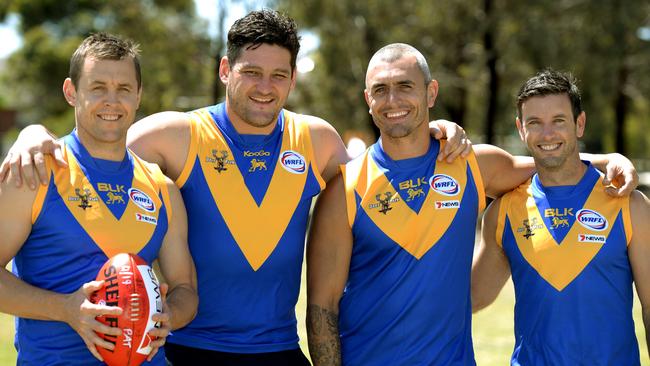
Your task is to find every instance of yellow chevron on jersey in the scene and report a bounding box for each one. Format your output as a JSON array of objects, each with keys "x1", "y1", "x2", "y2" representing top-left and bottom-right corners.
[
  {"x1": 186, "y1": 109, "x2": 319, "y2": 271},
  {"x1": 34, "y1": 144, "x2": 167, "y2": 258},
  {"x1": 498, "y1": 177, "x2": 630, "y2": 291},
  {"x1": 344, "y1": 142, "x2": 484, "y2": 259}
]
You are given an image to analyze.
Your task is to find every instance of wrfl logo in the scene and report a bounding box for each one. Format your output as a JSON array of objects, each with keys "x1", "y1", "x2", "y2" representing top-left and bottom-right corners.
[
  {"x1": 129, "y1": 189, "x2": 156, "y2": 212},
  {"x1": 429, "y1": 174, "x2": 460, "y2": 196},
  {"x1": 576, "y1": 209, "x2": 608, "y2": 231},
  {"x1": 280, "y1": 151, "x2": 306, "y2": 174}
]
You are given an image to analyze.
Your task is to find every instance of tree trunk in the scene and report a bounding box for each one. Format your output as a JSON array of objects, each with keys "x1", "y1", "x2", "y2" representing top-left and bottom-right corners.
[
  {"x1": 614, "y1": 64, "x2": 628, "y2": 154},
  {"x1": 483, "y1": 0, "x2": 497, "y2": 145},
  {"x1": 213, "y1": 2, "x2": 227, "y2": 104}
]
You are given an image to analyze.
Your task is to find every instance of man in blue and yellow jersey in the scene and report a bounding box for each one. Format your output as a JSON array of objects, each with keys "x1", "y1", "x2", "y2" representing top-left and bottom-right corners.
[
  {"x1": 305, "y1": 44, "x2": 641, "y2": 366},
  {"x1": 0, "y1": 11, "x2": 475, "y2": 366},
  {"x1": 471, "y1": 70, "x2": 650, "y2": 365},
  {"x1": 1, "y1": 11, "x2": 639, "y2": 366},
  {"x1": 0, "y1": 33, "x2": 198, "y2": 365}
]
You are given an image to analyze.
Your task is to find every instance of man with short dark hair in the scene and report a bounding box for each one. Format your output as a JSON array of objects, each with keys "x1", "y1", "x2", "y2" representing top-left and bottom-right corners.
[
  {"x1": 0, "y1": 32, "x2": 197, "y2": 365},
  {"x1": 471, "y1": 69, "x2": 650, "y2": 365}
]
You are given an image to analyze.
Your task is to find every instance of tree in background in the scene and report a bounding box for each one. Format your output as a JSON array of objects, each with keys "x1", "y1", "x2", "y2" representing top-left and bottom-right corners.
[
  {"x1": 2, "y1": 1, "x2": 647, "y2": 158},
  {"x1": 497, "y1": 0, "x2": 650, "y2": 156},
  {"x1": 277, "y1": 1, "x2": 487, "y2": 141},
  {"x1": 278, "y1": 0, "x2": 650, "y2": 158},
  {"x1": 0, "y1": 0, "x2": 214, "y2": 136}
]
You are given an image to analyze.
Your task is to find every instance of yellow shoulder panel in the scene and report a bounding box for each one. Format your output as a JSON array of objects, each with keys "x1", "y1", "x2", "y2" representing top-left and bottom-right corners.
[
  {"x1": 342, "y1": 153, "x2": 369, "y2": 229},
  {"x1": 286, "y1": 111, "x2": 326, "y2": 190},
  {"x1": 175, "y1": 109, "x2": 202, "y2": 188},
  {"x1": 466, "y1": 149, "x2": 486, "y2": 213},
  {"x1": 135, "y1": 156, "x2": 172, "y2": 227},
  {"x1": 31, "y1": 154, "x2": 60, "y2": 224},
  {"x1": 621, "y1": 194, "x2": 632, "y2": 246}
]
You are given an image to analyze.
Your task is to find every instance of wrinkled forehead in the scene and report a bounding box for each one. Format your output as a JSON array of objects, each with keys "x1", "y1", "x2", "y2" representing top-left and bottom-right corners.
[{"x1": 365, "y1": 56, "x2": 419, "y2": 88}]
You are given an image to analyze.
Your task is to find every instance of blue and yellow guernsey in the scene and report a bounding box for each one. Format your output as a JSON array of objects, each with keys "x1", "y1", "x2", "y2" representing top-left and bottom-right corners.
[
  {"x1": 168, "y1": 103, "x2": 325, "y2": 352},
  {"x1": 340, "y1": 139, "x2": 485, "y2": 366},
  {"x1": 497, "y1": 163, "x2": 639, "y2": 366},
  {"x1": 14, "y1": 131, "x2": 171, "y2": 365}
]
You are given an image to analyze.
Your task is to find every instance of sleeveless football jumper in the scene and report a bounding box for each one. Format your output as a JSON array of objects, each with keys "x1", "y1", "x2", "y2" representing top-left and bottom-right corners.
[
  {"x1": 497, "y1": 164, "x2": 639, "y2": 365},
  {"x1": 14, "y1": 131, "x2": 171, "y2": 365},
  {"x1": 339, "y1": 139, "x2": 485, "y2": 365},
  {"x1": 167, "y1": 104, "x2": 324, "y2": 352}
]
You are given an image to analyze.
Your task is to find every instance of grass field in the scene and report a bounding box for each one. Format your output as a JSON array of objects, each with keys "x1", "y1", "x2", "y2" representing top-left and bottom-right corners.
[
  {"x1": 470, "y1": 282, "x2": 649, "y2": 365},
  {"x1": 0, "y1": 312, "x2": 13, "y2": 365},
  {"x1": 1, "y1": 277, "x2": 646, "y2": 365}
]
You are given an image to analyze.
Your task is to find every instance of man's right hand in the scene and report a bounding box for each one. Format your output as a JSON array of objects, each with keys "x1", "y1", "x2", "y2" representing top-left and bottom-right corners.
[
  {"x1": 62, "y1": 280, "x2": 123, "y2": 361},
  {"x1": 0, "y1": 124, "x2": 66, "y2": 189}
]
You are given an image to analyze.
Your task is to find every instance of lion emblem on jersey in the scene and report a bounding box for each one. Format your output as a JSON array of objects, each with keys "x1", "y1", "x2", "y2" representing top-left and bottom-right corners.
[
  {"x1": 406, "y1": 188, "x2": 425, "y2": 202},
  {"x1": 249, "y1": 158, "x2": 267, "y2": 172},
  {"x1": 106, "y1": 192, "x2": 125, "y2": 205},
  {"x1": 551, "y1": 216, "x2": 569, "y2": 229}
]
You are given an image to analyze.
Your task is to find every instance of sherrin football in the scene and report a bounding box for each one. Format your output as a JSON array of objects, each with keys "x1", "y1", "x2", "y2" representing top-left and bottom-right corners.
[{"x1": 91, "y1": 253, "x2": 162, "y2": 366}]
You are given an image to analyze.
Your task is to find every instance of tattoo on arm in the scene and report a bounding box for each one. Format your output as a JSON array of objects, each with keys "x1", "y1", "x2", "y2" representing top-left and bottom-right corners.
[{"x1": 307, "y1": 304, "x2": 341, "y2": 366}]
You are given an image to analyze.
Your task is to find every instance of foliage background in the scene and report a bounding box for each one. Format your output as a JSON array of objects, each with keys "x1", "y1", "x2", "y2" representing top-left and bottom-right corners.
[
  {"x1": 0, "y1": 0, "x2": 214, "y2": 140},
  {"x1": 277, "y1": 0, "x2": 650, "y2": 161},
  {"x1": 0, "y1": 0, "x2": 648, "y2": 364},
  {"x1": 1, "y1": 0, "x2": 649, "y2": 159}
]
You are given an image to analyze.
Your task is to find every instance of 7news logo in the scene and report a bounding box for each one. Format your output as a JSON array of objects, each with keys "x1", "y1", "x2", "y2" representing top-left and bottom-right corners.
[
  {"x1": 578, "y1": 234, "x2": 606, "y2": 243},
  {"x1": 435, "y1": 200, "x2": 460, "y2": 209}
]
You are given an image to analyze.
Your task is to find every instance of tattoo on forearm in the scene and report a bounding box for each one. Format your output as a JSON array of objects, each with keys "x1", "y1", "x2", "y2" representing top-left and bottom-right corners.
[{"x1": 307, "y1": 304, "x2": 341, "y2": 366}]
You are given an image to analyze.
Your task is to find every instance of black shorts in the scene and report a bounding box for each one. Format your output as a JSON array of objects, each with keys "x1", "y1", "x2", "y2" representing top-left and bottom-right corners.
[{"x1": 165, "y1": 343, "x2": 312, "y2": 366}]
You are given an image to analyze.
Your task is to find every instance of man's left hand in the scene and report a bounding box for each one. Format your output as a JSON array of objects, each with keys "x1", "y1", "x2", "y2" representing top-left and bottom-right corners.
[
  {"x1": 428, "y1": 119, "x2": 472, "y2": 162},
  {"x1": 603, "y1": 153, "x2": 638, "y2": 197}
]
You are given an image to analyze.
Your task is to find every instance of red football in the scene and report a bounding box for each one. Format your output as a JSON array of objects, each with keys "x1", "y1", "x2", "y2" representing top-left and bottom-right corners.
[{"x1": 91, "y1": 253, "x2": 162, "y2": 366}]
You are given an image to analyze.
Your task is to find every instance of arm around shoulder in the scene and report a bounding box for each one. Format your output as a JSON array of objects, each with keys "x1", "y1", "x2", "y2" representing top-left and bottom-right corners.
[
  {"x1": 579, "y1": 152, "x2": 637, "y2": 196},
  {"x1": 127, "y1": 112, "x2": 192, "y2": 181},
  {"x1": 473, "y1": 144, "x2": 535, "y2": 198},
  {"x1": 306, "y1": 173, "x2": 352, "y2": 366},
  {"x1": 471, "y1": 198, "x2": 511, "y2": 313},
  {"x1": 628, "y1": 190, "x2": 650, "y2": 354},
  {"x1": 0, "y1": 124, "x2": 65, "y2": 188}
]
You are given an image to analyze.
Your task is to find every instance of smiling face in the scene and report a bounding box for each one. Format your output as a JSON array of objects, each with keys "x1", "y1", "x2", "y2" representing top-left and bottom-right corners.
[
  {"x1": 364, "y1": 54, "x2": 437, "y2": 140},
  {"x1": 516, "y1": 93, "x2": 585, "y2": 170},
  {"x1": 63, "y1": 56, "x2": 141, "y2": 157},
  {"x1": 220, "y1": 43, "x2": 296, "y2": 134}
]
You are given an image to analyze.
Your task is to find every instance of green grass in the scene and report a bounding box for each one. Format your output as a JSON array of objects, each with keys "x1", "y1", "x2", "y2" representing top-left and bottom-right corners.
[
  {"x1": 472, "y1": 280, "x2": 518, "y2": 365},
  {"x1": 0, "y1": 312, "x2": 15, "y2": 365},
  {"x1": 296, "y1": 278, "x2": 648, "y2": 365},
  {"x1": 1, "y1": 276, "x2": 647, "y2": 365},
  {"x1": 471, "y1": 281, "x2": 649, "y2": 365}
]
